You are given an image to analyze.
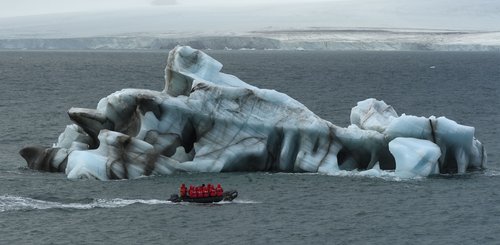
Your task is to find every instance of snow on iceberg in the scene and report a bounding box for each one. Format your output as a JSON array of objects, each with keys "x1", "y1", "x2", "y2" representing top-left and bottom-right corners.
[{"x1": 19, "y1": 46, "x2": 487, "y2": 180}]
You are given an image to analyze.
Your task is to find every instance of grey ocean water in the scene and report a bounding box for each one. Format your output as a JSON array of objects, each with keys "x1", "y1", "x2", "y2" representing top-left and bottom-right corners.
[{"x1": 0, "y1": 50, "x2": 499, "y2": 244}]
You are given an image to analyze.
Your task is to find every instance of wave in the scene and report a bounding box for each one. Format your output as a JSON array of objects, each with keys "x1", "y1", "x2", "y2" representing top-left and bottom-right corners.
[
  {"x1": 229, "y1": 199, "x2": 261, "y2": 204},
  {"x1": 258, "y1": 169, "x2": 498, "y2": 181},
  {"x1": 0, "y1": 195, "x2": 170, "y2": 212},
  {"x1": 271, "y1": 169, "x2": 414, "y2": 181},
  {"x1": 483, "y1": 169, "x2": 500, "y2": 177},
  {"x1": 0, "y1": 195, "x2": 259, "y2": 212}
]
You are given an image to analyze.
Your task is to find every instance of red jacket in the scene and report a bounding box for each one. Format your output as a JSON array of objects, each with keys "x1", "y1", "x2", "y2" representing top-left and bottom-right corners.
[
  {"x1": 196, "y1": 187, "x2": 203, "y2": 198},
  {"x1": 180, "y1": 184, "x2": 187, "y2": 197},
  {"x1": 188, "y1": 186, "x2": 195, "y2": 198},
  {"x1": 216, "y1": 184, "x2": 223, "y2": 197},
  {"x1": 203, "y1": 186, "x2": 209, "y2": 198},
  {"x1": 210, "y1": 186, "x2": 216, "y2": 197}
]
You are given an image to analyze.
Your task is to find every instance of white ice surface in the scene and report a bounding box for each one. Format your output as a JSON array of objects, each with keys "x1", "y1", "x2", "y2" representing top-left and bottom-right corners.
[
  {"x1": 389, "y1": 137, "x2": 441, "y2": 178},
  {"x1": 350, "y1": 98, "x2": 398, "y2": 133}
]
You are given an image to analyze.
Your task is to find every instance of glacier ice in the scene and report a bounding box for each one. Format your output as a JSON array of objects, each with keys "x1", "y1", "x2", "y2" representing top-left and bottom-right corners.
[
  {"x1": 389, "y1": 137, "x2": 441, "y2": 178},
  {"x1": 19, "y1": 46, "x2": 487, "y2": 180}
]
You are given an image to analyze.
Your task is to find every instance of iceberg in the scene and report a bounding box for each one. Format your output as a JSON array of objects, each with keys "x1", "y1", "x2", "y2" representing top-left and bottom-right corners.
[{"x1": 19, "y1": 46, "x2": 487, "y2": 180}]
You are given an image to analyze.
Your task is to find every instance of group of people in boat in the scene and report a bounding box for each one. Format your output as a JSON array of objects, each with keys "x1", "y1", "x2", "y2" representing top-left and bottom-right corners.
[{"x1": 179, "y1": 183, "x2": 224, "y2": 198}]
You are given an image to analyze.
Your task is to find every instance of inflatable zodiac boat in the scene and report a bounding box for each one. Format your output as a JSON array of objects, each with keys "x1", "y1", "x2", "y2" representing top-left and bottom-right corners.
[{"x1": 168, "y1": 190, "x2": 238, "y2": 203}]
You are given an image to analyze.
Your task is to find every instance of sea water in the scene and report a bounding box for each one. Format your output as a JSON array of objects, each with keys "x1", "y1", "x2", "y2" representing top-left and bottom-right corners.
[{"x1": 0, "y1": 50, "x2": 499, "y2": 244}]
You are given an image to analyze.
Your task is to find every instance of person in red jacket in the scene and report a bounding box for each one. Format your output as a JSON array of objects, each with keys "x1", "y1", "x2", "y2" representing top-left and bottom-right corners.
[
  {"x1": 188, "y1": 185, "x2": 195, "y2": 198},
  {"x1": 202, "y1": 184, "x2": 209, "y2": 198},
  {"x1": 196, "y1": 186, "x2": 203, "y2": 198},
  {"x1": 179, "y1": 183, "x2": 187, "y2": 197},
  {"x1": 209, "y1": 185, "x2": 216, "y2": 197},
  {"x1": 216, "y1": 184, "x2": 223, "y2": 197}
]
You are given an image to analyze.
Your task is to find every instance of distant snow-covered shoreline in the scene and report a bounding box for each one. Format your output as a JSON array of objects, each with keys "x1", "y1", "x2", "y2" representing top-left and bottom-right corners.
[{"x1": 1, "y1": 29, "x2": 500, "y2": 51}]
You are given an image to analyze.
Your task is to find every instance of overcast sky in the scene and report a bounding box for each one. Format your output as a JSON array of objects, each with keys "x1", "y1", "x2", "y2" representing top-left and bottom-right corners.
[
  {"x1": 0, "y1": 0, "x2": 321, "y2": 17},
  {"x1": 0, "y1": 0, "x2": 499, "y2": 38}
]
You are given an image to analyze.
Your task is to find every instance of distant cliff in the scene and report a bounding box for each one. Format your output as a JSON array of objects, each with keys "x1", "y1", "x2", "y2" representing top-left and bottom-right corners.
[
  {"x1": 1, "y1": 30, "x2": 500, "y2": 51},
  {"x1": 0, "y1": 36, "x2": 280, "y2": 50}
]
